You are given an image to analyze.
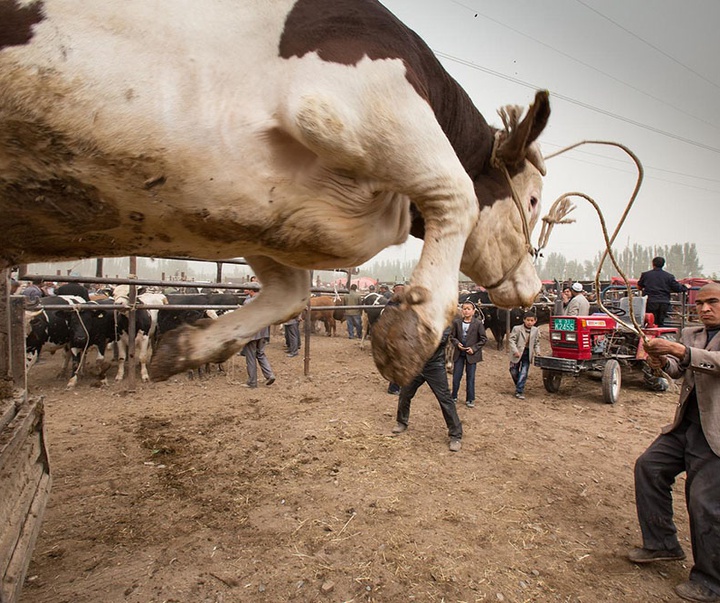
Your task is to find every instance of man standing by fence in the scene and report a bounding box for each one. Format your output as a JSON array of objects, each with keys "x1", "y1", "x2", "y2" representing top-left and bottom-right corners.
[{"x1": 344, "y1": 284, "x2": 363, "y2": 339}]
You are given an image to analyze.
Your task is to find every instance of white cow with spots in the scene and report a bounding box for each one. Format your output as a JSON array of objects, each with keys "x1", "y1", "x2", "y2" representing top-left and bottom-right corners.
[{"x1": 0, "y1": 0, "x2": 550, "y2": 384}]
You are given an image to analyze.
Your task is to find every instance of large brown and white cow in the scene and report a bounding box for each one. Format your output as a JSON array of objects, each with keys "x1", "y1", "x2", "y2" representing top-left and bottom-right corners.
[{"x1": 0, "y1": 0, "x2": 549, "y2": 385}]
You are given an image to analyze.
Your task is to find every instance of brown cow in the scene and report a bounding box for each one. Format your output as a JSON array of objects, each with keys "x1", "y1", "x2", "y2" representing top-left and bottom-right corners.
[{"x1": 309, "y1": 296, "x2": 336, "y2": 337}]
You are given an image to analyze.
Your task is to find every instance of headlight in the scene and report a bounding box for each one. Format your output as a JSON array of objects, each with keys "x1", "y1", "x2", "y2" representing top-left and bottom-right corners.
[
  {"x1": 551, "y1": 332, "x2": 562, "y2": 341},
  {"x1": 565, "y1": 333, "x2": 577, "y2": 342}
]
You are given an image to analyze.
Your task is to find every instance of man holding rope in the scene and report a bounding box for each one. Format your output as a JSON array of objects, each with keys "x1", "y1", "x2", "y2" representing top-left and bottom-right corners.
[{"x1": 628, "y1": 282, "x2": 720, "y2": 602}]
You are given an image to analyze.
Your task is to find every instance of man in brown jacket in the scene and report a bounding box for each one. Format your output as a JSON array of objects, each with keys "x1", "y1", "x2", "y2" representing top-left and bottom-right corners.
[{"x1": 628, "y1": 282, "x2": 720, "y2": 602}]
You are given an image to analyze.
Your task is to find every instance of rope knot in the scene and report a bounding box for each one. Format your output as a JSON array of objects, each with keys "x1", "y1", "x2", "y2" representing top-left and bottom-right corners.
[{"x1": 490, "y1": 104, "x2": 524, "y2": 169}]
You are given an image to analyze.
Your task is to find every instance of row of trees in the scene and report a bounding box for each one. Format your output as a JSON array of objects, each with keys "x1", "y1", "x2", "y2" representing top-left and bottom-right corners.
[
  {"x1": 359, "y1": 242, "x2": 709, "y2": 284},
  {"x1": 536, "y1": 243, "x2": 705, "y2": 282}
]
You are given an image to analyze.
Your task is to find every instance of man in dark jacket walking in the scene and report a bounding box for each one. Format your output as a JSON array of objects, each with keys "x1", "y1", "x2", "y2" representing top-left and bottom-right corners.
[
  {"x1": 391, "y1": 327, "x2": 463, "y2": 452},
  {"x1": 638, "y1": 257, "x2": 687, "y2": 326}
]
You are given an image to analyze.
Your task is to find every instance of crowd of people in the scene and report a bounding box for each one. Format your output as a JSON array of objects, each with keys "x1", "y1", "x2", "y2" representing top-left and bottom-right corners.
[{"x1": 9, "y1": 258, "x2": 717, "y2": 601}]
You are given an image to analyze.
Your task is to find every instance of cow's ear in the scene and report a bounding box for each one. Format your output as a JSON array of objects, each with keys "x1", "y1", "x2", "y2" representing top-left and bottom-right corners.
[{"x1": 493, "y1": 90, "x2": 550, "y2": 171}]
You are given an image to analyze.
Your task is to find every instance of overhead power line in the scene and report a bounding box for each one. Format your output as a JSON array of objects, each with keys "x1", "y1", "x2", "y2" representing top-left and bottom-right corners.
[
  {"x1": 574, "y1": 0, "x2": 720, "y2": 91},
  {"x1": 434, "y1": 50, "x2": 720, "y2": 156},
  {"x1": 446, "y1": 0, "x2": 720, "y2": 132}
]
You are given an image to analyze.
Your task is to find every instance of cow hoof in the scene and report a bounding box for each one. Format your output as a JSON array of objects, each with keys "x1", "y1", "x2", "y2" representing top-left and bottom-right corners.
[
  {"x1": 371, "y1": 304, "x2": 436, "y2": 386},
  {"x1": 150, "y1": 324, "x2": 240, "y2": 381},
  {"x1": 150, "y1": 327, "x2": 194, "y2": 381}
]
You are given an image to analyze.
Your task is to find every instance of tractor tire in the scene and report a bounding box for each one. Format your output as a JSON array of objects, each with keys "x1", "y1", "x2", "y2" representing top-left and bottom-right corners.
[
  {"x1": 602, "y1": 359, "x2": 621, "y2": 404},
  {"x1": 543, "y1": 370, "x2": 562, "y2": 393}
]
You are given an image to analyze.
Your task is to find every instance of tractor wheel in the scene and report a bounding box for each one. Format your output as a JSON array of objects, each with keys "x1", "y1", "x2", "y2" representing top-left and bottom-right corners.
[
  {"x1": 602, "y1": 359, "x2": 621, "y2": 404},
  {"x1": 542, "y1": 370, "x2": 562, "y2": 393}
]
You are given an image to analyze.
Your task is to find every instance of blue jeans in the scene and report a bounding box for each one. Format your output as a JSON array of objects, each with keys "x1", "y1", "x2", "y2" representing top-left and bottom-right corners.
[
  {"x1": 451, "y1": 354, "x2": 476, "y2": 402},
  {"x1": 510, "y1": 348, "x2": 531, "y2": 394},
  {"x1": 346, "y1": 315, "x2": 362, "y2": 338}
]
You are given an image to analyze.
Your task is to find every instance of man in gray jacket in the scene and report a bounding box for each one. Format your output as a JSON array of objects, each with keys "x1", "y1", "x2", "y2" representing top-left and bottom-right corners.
[
  {"x1": 628, "y1": 282, "x2": 720, "y2": 602},
  {"x1": 565, "y1": 282, "x2": 590, "y2": 316}
]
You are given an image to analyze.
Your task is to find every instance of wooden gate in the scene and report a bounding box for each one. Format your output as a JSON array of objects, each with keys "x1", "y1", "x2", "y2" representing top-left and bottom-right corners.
[{"x1": 0, "y1": 271, "x2": 51, "y2": 603}]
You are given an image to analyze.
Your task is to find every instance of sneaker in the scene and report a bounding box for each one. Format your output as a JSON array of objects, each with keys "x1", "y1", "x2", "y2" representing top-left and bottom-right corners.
[
  {"x1": 241, "y1": 383, "x2": 257, "y2": 389},
  {"x1": 675, "y1": 581, "x2": 720, "y2": 602},
  {"x1": 627, "y1": 546, "x2": 686, "y2": 564},
  {"x1": 515, "y1": 393, "x2": 525, "y2": 400},
  {"x1": 391, "y1": 422, "x2": 407, "y2": 434},
  {"x1": 466, "y1": 400, "x2": 475, "y2": 408},
  {"x1": 449, "y1": 439, "x2": 462, "y2": 452},
  {"x1": 286, "y1": 352, "x2": 299, "y2": 357},
  {"x1": 265, "y1": 377, "x2": 276, "y2": 386}
]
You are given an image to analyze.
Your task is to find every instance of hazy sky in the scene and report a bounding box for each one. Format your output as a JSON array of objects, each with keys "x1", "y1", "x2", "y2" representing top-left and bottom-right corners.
[{"x1": 365, "y1": 0, "x2": 720, "y2": 275}]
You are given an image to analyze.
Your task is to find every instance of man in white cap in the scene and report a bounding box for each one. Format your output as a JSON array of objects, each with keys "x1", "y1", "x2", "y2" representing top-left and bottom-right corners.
[{"x1": 565, "y1": 282, "x2": 590, "y2": 316}]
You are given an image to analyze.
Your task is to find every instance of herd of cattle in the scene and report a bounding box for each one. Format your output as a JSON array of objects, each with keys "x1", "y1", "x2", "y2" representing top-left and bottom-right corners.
[
  {"x1": 23, "y1": 286, "x2": 555, "y2": 389},
  {"x1": 24, "y1": 287, "x2": 244, "y2": 388}
]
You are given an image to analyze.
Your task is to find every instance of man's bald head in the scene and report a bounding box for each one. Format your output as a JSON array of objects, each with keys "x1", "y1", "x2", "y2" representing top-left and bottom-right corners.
[{"x1": 696, "y1": 283, "x2": 720, "y2": 328}]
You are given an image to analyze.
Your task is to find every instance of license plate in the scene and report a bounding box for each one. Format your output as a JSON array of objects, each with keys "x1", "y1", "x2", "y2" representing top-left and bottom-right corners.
[{"x1": 553, "y1": 318, "x2": 575, "y2": 331}]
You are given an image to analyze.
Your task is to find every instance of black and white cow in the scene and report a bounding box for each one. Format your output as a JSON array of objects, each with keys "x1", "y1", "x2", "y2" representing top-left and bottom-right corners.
[
  {"x1": 1, "y1": 0, "x2": 550, "y2": 385},
  {"x1": 461, "y1": 289, "x2": 552, "y2": 350},
  {"x1": 360, "y1": 291, "x2": 388, "y2": 345},
  {"x1": 25, "y1": 295, "x2": 81, "y2": 377},
  {"x1": 26, "y1": 295, "x2": 115, "y2": 387}
]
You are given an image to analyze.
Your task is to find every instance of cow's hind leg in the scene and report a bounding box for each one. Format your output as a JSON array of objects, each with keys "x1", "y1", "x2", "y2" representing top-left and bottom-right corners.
[{"x1": 150, "y1": 258, "x2": 310, "y2": 381}]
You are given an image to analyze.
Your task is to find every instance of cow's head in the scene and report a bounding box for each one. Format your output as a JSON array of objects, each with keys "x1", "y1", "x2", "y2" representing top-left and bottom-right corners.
[{"x1": 461, "y1": 90, "x2": 550, "y2": 308}]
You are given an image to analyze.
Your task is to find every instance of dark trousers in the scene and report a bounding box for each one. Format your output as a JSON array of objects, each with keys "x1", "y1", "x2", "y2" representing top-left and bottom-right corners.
[
  {"x1": 647, "y1": 301, "x2": 671, "y2": 327},
  {"x1": 396, "y1": 360, "x2": 462, "y2": 439},
  {"x1": 451, "y1": 355, "x2": 476, "y2": 402},
  {"x1": 285, "y1": 322, "x2": 300, "y2": 355},
  {"x1": 634, "y1": 419, "x2": 720, "y2": 594}
]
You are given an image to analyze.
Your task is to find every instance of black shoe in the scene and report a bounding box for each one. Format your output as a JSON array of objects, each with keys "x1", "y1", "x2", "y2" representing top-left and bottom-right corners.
[
  {"x1": 265, "y1": 377, "x2": 276, "y2": 386},
  {"x1": 627, "y1": 546, "x2": 686, "y2": 564},
  {"x1": 675, "y1": 581, "x2": 720, "y2": 602}
]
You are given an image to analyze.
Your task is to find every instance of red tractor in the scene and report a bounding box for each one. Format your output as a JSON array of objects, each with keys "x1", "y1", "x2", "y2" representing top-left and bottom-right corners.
[{"x1": 534, "y1": 297, "x2": 677, "y2": 404}]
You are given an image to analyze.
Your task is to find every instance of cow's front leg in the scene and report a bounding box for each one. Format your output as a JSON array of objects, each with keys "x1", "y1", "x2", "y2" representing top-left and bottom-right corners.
[
  {"x1": 137, "y1": 333, "x2": 152, "y2": 382},
  {"x1": 371, "y1": 178, "x2": 477, "y2": 385},
  {"x1": 115, "y1": 336, "x2": 128, "y2": 381},
  {"x1": 150, "y1": 258, "x2": 310, "y2": 381}
]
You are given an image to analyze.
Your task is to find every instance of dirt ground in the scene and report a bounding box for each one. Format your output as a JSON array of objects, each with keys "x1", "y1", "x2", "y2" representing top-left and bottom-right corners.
[{"x1": 21, "y1": 328, "x2": 693, "y2": 603}]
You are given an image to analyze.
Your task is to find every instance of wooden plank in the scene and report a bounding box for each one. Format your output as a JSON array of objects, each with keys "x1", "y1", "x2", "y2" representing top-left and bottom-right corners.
[
  {"x1": 0, "y1": 402, "x2": 43, "y2": 473},
  {"x1": 0, "y1": 458, "x2": 44, "y2": 579},
  {"x1": 0, "y1": 399, "x2": 17, "y2": 435},
  {"x1": 1, "y1": 472, "x2": 51, "y2": 603},
  {"x1": 0, "y1": 398, "x2": 50, "y2": 603},
  {"x1": 0, "y1": 427, "x2": 42, "y2": 506},
  {"x1": 0, "y1": 433, "x2": 43, "y2": 534},
  {"x1": 9, "y1": 297, "x2": 26, "y2": 393}
]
